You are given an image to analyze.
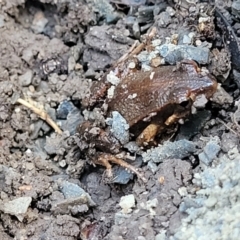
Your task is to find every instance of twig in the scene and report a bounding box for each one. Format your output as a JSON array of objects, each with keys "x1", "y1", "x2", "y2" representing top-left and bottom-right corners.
[
  {"x1": 16, "y1": 98, "x2": 63, "y2": 134},
  {"x1": 116, "y1": 27, "x2": 157, "y2": 65}
]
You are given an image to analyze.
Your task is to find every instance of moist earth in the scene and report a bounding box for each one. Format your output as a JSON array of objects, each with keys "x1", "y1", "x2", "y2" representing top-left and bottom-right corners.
[{"x1": 0, "y1": 0, "x2": 240, "y2": 239}]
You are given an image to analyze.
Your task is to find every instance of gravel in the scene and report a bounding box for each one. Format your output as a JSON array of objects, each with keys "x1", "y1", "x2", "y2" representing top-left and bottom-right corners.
[{"x1": 172, "y1": 148, "x2": 240, "y2": 240}]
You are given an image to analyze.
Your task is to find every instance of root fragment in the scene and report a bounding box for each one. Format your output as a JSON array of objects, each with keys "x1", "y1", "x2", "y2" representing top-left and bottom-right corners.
[{"x1": 16, "y1": 98, "x2": 63, "y2": 134}]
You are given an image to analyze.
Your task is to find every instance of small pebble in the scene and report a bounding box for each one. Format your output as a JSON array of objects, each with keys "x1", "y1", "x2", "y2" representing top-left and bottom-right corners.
[
  {"x1": 119, "y1": 194, "x2": 135, "y2": 214},
  {"x1": 19, "y1": 70, "x2": 33, "y2": 87},
  {"x1": 31, "y1": 11, "x2": 48, "y2": 34},
  {"x1": 59, "y1": 160, "x2": 67, "y2": 168},
  {"x1": 198, "y1": 138, "x2": 221, "y2": 166},
  {"x1": 150, "y1": 57, "x2": 162, "y2": 67},
  {"x1": 108, "y1": 111, "x2": 129, "y2": 145},
  {"x1": 0, "y1": 197, "x2": 32, "y2": 222}
]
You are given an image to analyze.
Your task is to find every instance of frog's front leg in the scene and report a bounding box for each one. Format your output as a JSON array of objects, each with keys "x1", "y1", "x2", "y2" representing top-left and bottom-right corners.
[{"x1": 94, "y1": 153, "x2": 147, "y2": 182}]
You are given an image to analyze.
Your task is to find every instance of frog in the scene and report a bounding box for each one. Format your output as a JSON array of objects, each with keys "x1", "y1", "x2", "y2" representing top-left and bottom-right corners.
[{"x1": 79, "y1": 59, "x2": 217, "y2": 182}]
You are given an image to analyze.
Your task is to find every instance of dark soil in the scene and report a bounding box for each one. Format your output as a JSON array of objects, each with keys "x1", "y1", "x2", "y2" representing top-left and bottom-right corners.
[{"x1": 0, "y1": 0, "x2": 239, "y2": 239}]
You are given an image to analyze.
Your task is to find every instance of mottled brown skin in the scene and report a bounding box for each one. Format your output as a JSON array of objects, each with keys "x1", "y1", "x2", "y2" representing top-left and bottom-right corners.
[
  {"x1": 108, "y1": 60, "x2": 217, "y2": 141},
  {"x1": 80, "y1": 60, "x2": 217, "y2": 182}
]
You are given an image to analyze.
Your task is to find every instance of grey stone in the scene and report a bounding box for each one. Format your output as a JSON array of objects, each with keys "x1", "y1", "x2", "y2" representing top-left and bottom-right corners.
[
  {"x1": 198, "y1": 139, "x2": 221, "y2": 166},
  {"x1": 68, "y1": 56, "x2": 76, "y2": 72},
  {"x1": 108, "y1": 111, "x2": 129, "y2": 145},
  {"x1": 119, "y1": 194, "x2": 135, "y2": 214},
  {"x1": 31, "y1": 11, "x2": 48, "y2": 34},
  {"x1": 0, "y1": 197, "x2": 32, "y2": 222},
  {"x1": 60, "y1": 180, "x2": 88, "y2": 198},
  {"x1": 19, "y1": 70, "x2": 33, "y2": 87},
  {"x1": 89, "y1": 0, "x2": 119, "y2": 23},
  {"x1": 57, "y1": 100, "x2": 76, "y2": 119},
  {"x1": 211, "y1": 86, "x2": 233, "y2": 105},
  {"x1": 173, "y1": 153, "x2": 240, "y2": 240},
  {"x1": 142, "y1": 140, "x2": 196, "y2": 163},
  {"x1": 51, "y1": 195, "x2": 95, "y2": 215},
  {"x1": 157, "y1": 44, "x2": 210, "y2": 64},
  {"x1": 62, "y1": 109, "x2": 83, "y2": 135},
  {"x1": 157, "y1": 11, "x2": 171, "y2": 27},
  {"x1": 147, "y1": 161, "x2": 158, "y2": 173},
  {"x1": 124, "y1": 141, "x2": 141, "y2": 154},
  {"x1": 232, "y1": 0, "x2": 240, "y2": 18},
  {"x1": 111, "y1": 156, "x2": 142, "y2": 184},
  {"x1": 182, "y1": 35, "x2": 192, "y2": 44},
  {"x1": 155, "y1": 231, "x2": 167, "y2": 240},
  {"x1": 221, "y1": 132, "x2": 239, "y2": 153},
  {"x1": 112, "y1": 166, "x2": 134, "y2": 184}
]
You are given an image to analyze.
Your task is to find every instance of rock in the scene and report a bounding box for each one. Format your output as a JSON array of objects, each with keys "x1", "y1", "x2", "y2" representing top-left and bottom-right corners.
[
  {"x1": 19, "y1": 70, "x2": 33, "y2": 87},
  {"x1": 221, "y1": 132, "x2": 239, "y2": 153},
  {"x1": 157, "y1": 44, "x2": 210, "y2": 64},
  {"x1": 173, "y1": 152, "x2": 240, "y2": 240},
  {"x1": 106, "y1": 71, "x2": 120, "y2": 85},
  {"x1": 59, "y1": 160, "x2": 67, "y2": 168},
  {"x1": 51, "y1": 180, "x2": 96, "y2": 215},
  {"x1": 68, "y1": 56, "x2": 76, "y2": 72},
  {"x1": 62, "y1": 108, "x2": 83, "y2": 135},
  {"x1": 138, "y1": 5, "x2": 154, "y2": 24},
  {"x1": 209, "y1": 48, "x2": 231, "y2": 82},
  {"x1": 119, "y1": 194, "x2": 135, "y2": 214},
  {"x1": 157, "y1": 11, "x2": 171, "y2": 27},
  {"x1": 112, "y1": 166, "x2": 134, "y2": 184},
  {"x1": 198, "y1": 137, "x2": 221, "y2": 166},
  {"x1": 51, "y1": 196, "x2": 95, "y2": 215},
  {"x1": 141, "y1": 198, "x2": 158, "y2": 216},
  {"x1": 56, "y1": 100, "x2": 76, "y2": 119},
  {"x1": 166, "y1": 6, "x2": 176, "y2": 16},
  {"x1": 60, "y1": 180, "x2": 88, "y2": 199},
  {"x1": 107, "y1": 111, "x2": 129, "y2": 145},
  {"x1": 124, "y1": 141, "x2": 141, "y2": 154},
  {"x1": 89, "y1": 0, "x2": 120, "y2": 24},
  {"x1": 57, "y1": 101, "x2": 84, "y2": 135},
  {"x1": 142, "y1": 140, "x2": 196, "y2": 163},
  {"x1": 147, "y1": 161, "x2": 158, "y2": 173},
  {"x1": 211, "y1": 85, "x2": 233, "y2": 105},
  {"x1": 31, "y1": 11, "x2": 48, "y2": 34},
  {"x1": 193, "y1": 94, "x2": 208, "y2": 108},
  {"x1": 182, "y1": 34, "x2": 192, "y2": 45},
  {"x1": 0, "y1": 197, "x2": 32, "y2": 222},
  {"x1": 232, "y1": 0, "x2": 240, "y2": 18},
  {"x1": 205, "y1": 196, "x2": 217, "y2": 208},
  {"x1": 84, "y1": 68, "x2": 96, "y2": 78},
  {"x1": 155, "y1": 231, "x2": 167, "y2": 240},
  {"x1": 111, "y1": 156, "x2": 142, "y2": 184}
]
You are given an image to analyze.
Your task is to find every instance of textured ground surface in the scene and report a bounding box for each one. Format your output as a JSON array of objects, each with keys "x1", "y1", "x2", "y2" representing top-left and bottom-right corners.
[{"x1": 0, "y1": 0, "x2": 240, "y2": 239}]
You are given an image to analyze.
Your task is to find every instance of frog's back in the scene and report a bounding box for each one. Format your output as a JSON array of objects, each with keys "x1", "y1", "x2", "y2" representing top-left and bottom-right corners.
[{"x1": 108, "y1": 64, "x2": 217, "y2": 127}]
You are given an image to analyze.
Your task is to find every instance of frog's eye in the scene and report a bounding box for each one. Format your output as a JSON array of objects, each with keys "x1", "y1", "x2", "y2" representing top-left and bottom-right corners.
[{"x1": 179, "y1": 100, "x2": 190, "y2": 108}]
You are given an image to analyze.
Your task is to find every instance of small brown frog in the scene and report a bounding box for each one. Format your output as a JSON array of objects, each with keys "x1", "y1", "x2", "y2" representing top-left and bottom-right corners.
[{"x1": 79, "y1": 59, "x2": 217, "y2": 182}]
